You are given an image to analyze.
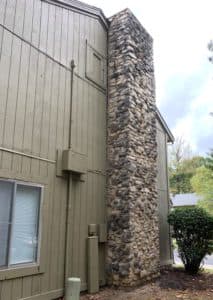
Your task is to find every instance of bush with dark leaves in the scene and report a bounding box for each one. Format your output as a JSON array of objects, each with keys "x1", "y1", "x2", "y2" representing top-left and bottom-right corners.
[{"x1": 168, "y1": 207, "x2": 213, "y2": 274}]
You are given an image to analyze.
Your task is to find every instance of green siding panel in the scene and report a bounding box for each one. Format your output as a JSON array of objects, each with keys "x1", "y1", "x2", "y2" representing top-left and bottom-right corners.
[
  {"x1": 157, "y1": 120, "x2": 172, "y2": 266},
  {"x1": 0, "y1": 0, "x2": 107, "y2": 298}
]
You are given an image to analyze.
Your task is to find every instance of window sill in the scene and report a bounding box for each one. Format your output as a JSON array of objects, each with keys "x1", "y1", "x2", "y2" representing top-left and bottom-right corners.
[{"x1": 0, "y1": 265, "x2": 44, "y2": 280}]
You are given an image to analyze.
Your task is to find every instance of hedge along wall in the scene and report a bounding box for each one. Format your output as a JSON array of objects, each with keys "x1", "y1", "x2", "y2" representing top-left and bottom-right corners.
[{"x1": 107, "y1": 9, "x2": 160, "y2": 286}]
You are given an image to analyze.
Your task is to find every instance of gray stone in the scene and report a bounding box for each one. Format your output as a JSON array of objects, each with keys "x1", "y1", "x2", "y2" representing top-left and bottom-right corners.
[{"x1": 107, "y1": 9, "x2": 160, "y2": 287}]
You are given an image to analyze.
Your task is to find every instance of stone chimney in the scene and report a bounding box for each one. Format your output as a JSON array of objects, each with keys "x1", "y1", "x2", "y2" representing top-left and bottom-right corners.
[{"x1": 107, "y1": 9, "x2": 160, "y2": 286}]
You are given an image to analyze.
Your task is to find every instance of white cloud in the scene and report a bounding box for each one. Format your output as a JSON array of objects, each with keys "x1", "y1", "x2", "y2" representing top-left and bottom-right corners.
[
  {"x1": 85, "y1": 0, "x2": 213, "y2": 154},
  {"x1": 173, "y1": 78, "x2": 213, "y2": 154}
]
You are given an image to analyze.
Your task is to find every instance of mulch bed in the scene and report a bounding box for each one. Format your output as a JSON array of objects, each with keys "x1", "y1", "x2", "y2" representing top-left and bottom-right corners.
[{"x1": 80, "y1": 268, "x2": 213, "y2": 300}]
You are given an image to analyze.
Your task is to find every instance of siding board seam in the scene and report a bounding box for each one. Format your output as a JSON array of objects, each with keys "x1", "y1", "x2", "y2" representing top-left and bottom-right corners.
[
  {"x1": 1, "y1": 29, "x2": 14, "y2": 152},
  {"x1": 41, "y1": 0, "x2": 108, "y2": 30},
  {"x1": 0, "y1": 22, "x2": 107, "y2": 94},
  {"x1": 11, "y1": 12, "x2": 25, "y2": 170},
  {"x1": 0, "y1": 0, "x2": 7, "y2": 60},
  {"x1": 38, "y1": 55, "x2": 48, "y2": 174},
  {"x1": 74, "y1": 71, "x2": 106, "y2": 93},
  {"x1": 0, "y1": 22, "x2": 69, "y2": 69},
  {"x1": 0, "y1": 147, "x2": 56, "y2": 163}
]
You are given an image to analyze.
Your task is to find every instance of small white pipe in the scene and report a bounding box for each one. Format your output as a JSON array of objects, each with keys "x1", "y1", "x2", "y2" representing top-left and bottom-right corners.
[{"x1": 65, "y1": 277, "x2": 81, "y2": 300}]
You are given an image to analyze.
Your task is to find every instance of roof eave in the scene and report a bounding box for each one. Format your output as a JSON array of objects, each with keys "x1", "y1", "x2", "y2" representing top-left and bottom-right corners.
[
  {"x1": 156, "y1": 108, "x2": 175, "y2": 143},
  {"x1": 42, "y1": 0, "x2": 109, "y2": 29}
]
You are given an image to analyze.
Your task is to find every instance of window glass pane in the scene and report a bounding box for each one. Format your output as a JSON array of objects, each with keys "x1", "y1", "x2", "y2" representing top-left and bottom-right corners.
[
  {"x1": 0, "y1": 180, "x2": 13, "y2": 267},
  {"x1": 9, "y1": 185, "x2": 41, "y2": 265}
]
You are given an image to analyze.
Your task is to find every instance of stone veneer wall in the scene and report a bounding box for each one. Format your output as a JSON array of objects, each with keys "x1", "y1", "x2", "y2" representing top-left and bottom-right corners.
[{"x1": 107, "y1": 9, "x2": 160, "y2": 286}]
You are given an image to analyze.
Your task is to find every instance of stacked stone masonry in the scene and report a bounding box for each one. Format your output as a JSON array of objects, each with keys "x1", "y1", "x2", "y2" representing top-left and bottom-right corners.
[{"x1": 107, "y1": 9, "x2": 160, "y2": 286}]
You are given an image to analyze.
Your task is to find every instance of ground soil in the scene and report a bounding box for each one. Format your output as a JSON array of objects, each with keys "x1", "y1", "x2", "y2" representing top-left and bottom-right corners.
[{"x1": 80, "y1": 268, "x2": 213, "y2": 300}]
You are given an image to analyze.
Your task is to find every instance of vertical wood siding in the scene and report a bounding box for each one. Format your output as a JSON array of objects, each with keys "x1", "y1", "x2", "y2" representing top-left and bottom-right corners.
[
  {"x1": 156, "y1": 120, "x2": 172, "y2": 266},
  {"x1": 0, "y1": 0, "x2": 107, "y2": 298}
]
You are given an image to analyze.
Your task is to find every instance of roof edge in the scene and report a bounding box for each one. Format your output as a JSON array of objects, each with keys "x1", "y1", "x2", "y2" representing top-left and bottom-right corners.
[
  {"x1": 42, "y1": 0, "x2": 108, "y2": 29},
  {"x1": 156, "y1": 108, "x2": 174, "y2": 143}
]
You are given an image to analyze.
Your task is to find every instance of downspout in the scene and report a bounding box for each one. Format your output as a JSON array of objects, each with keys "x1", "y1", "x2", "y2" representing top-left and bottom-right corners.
[
  {"x1": 64, "y1": 59, "x2": 76, "y2": 283},
  {"x1": 68, "y1": 60, "x2": 76, "y2": 149},
  {"x1": 64, "y1": 60, "x2": 81, "y2": 299}
]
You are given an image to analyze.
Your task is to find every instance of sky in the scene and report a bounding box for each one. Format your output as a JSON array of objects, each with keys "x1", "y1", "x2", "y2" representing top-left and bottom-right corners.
[{"x1": 85, "y1": 0, "x2": 213, "y2": 156}]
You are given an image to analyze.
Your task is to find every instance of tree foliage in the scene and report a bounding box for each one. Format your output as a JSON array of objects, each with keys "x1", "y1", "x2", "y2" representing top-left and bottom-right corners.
[
  {"x1": 170, "y1": 172, "x2": 193, "y2": 194},
  {"x1": 168, "y1": 207, "x2": 213, "y2": 274},
  {"x1": 169, "y1": 137, "x2": 192, "y2": 171},
  {"x1": 191, "y1": 163, "x2": 213, "y2": 215},
  {"x1": 169, "y1": 136, "x2": 213, "y2": 213},
  {"x1": 169, "y1": 154, "x2": 205, "y2": 195},
  {"x1": 169, "y1": 137, "x2": 195, "y2": 194},
  {"x1": 205, "y1": 149, "x2": 213, "y2": 171}
]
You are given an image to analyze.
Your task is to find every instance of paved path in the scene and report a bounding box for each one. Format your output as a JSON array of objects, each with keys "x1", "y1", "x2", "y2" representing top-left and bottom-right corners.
[{"x1": 174, "y1": 250, "x2": 213, "y2": 268}]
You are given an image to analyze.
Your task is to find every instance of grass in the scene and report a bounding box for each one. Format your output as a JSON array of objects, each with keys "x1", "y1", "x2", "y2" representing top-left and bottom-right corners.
[{"x1": 205, "y1": 268, "x2": 213, "y2": 274}]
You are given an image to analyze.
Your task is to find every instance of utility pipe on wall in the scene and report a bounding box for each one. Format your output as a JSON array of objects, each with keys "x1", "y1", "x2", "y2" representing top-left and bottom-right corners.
[
  {"x1": 65, "y1": 277, "x2": 81, "y2": 300},
  {"x1": 64, "y1": 60, "x2": 78, "y2": 291},
  {"x1": 88, "y1": 235, "x2": 99, "y2": 294},
  {"x1": 68, "y1": 60, "x2": 76, "y2": 149}
]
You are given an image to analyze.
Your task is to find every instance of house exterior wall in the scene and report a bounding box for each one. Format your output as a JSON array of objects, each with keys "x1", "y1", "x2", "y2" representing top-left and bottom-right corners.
[
  {"x1": 156, "y1": 120, "x2": 173, "y2": 266},
  {"x1": 0, "y1": 0, "x2": 172, "y2": 298},
  {"x1": 107, "y1": 9, "x2": 160, "y2": 286},
  {"x1": 0, "y1": 0, "x2": 107, "y2": 298}
]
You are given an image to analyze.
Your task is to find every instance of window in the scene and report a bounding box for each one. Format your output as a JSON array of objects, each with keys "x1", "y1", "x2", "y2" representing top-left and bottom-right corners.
[{"x1": 0, "y1": 180, "x2": 42, "y2": 269}]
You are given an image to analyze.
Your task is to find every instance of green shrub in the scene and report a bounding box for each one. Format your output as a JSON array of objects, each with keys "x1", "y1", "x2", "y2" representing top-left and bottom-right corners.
[{"x1": 168, "y1": 207, "x2": 213, "y2": 274}]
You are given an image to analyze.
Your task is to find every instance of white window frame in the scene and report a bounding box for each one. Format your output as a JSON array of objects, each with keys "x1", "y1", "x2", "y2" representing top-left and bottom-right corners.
[{"x1": 0, "y1": 178, "x2": 43, "y2": 270}]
